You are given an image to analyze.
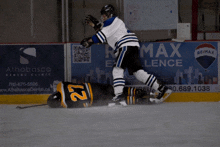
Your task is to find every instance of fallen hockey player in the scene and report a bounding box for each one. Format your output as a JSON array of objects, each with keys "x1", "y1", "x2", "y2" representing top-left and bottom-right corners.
[{"x1": 47, "y1": 81, "x2": 172, "y2": 108}]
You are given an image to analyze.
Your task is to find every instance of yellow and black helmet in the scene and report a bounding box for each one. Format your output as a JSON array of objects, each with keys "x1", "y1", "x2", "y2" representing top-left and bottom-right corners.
[{"x1": 47, "y1": 92, "x2": 62, "y2": 108}]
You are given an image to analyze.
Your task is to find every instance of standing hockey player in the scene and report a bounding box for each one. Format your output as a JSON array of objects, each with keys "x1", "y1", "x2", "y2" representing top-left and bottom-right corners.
[
  {"x1": 80, "y1": 4, "x2": 172, "y2": 106},
  {"x1": 47, "y1": 81, "x2": 158, "y2": 108}
]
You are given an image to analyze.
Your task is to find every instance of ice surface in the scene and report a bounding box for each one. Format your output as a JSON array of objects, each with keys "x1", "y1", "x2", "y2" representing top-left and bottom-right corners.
[{"x1": 1, "y1": 102, "x2": 220, "y2": 147}]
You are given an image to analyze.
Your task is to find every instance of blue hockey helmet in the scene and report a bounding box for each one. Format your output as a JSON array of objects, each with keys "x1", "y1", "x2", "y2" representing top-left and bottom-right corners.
[{"x1": 100, "y1": 4, "x2": 115, "y2": 17}]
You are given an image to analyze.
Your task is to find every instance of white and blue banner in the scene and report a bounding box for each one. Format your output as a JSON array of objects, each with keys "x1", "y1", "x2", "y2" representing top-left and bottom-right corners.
[
  {"x1": 0, "y1": 44, "x2": 65, "y2": 94},
  {"x1": 138, "y1": 42, "x2": 218, "y2": 92},
  {"x1": 71, "y1": 42, "x2": 219, "y2": 92}
]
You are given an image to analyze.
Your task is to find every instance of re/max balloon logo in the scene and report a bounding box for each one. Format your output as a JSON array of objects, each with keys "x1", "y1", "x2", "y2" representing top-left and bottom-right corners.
[{"x1": 194, "y1": 43, "x2": 217, "y2": 70}]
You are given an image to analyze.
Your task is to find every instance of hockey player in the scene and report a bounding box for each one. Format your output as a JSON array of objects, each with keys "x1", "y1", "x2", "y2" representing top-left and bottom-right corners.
[
  {"x1": 47, "y1": 81, "x2": 161, "y2": 108},
  {"x1": 80, "y1": 4, "x2": 172, "y2": 106}
]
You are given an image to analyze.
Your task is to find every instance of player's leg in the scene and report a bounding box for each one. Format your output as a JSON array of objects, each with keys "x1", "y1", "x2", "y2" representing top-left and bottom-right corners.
[
  {"x1": 109, "y1": 47, "x2": 128, "y2": 106},
  {"x1": 109, "y1": 66, "x2": 127, "y2": 106},
  {"x1": 133, "y1": 69, "x2": 159, "y2": 90},
  {"x1": 112, "y1": 67, "x2": 125, "y2": 96},
  {"x1": 123, "y1": 87, "x2": 149, "y2": 105},
  {"x1": 133, "y1": 69, "x2": 172, "y2": 103},
  {"x1": 126, "y1": 46, "x2": 172, "y2": 103},
  {"x1": 133, "y1": 70, "x2": 172, "y2": 103}
]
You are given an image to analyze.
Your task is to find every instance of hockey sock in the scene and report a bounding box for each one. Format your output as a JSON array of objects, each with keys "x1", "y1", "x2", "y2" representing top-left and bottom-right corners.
[
  {"x1": 133, "y1": 69, "x2": 159, "y2": 91},
  {"x1": 112, "y1": 67, "x2": 125, "y2": 95},
  {"x1": 113, "y1": 78, "x2": 125, "y2": 95}
]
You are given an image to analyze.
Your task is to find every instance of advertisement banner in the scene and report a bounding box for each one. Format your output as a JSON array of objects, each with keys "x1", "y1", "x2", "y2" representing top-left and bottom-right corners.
[
  {"x1": 138, "y1": 42, "x2": 218, "y2": 92},
  {"x1": 0, "y1": 44, "x2": 64, "y2": 94},
  {"x1": 71, "y1": 44, "x2": 112, "y2": 84},
  {"x1": 71, "y1": 42, "x2": 219, "y2": 92}
]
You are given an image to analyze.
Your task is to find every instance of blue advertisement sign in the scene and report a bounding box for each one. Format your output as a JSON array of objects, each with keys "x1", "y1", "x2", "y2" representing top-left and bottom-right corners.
[
  {"x1": 138, "y1": 42, "x2": 218, "y2": 92},
  {"x1": 0, "y1": 44, "x2": 64, "y2": 94},
  {"x1": 71, "y1": 42, "x2": 218, "y2": 92},
  {"x1": 71, "y1": 44, "x2": 112, "y2": 84}
]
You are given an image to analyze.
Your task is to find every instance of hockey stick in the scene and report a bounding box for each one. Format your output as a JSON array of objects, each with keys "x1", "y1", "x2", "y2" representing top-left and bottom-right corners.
[
  {"x1": 149, "y1": 38, "x2": 185, "y2": 42},
  {"x1": 16, "y1": 104, "x2": 47, "y2": 109}
]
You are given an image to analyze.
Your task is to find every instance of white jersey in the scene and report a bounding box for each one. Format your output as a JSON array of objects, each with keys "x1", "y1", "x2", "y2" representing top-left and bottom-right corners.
[{"x1": 94, "y1": 17, "x2": 140, "y2": 53}]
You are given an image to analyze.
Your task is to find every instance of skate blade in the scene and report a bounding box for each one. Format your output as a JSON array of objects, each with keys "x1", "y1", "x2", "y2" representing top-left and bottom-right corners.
[
  {"x1": 108, "y1": 102, "x2": 116, "y2": 107},
  {"x1": 150, "y1": 89, "x2": 172, "y2": 104},
  {"x1": 108, "y1": 101, "x2": 127, "y2": 107},
  {"x1": 119, "y1": 100, "x2": 127, "y2": 106}
]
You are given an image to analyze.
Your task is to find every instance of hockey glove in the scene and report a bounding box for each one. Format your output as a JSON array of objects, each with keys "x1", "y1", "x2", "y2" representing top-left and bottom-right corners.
[
  {"x1": 80, "y1": 37, "x2": 94, "y2": 48},
  {"x1": 85, "y1": 15, "x2": 102, "y2": 32}
]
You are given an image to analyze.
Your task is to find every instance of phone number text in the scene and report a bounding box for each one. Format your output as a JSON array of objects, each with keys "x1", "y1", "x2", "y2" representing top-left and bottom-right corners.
[
  {"x1": 8, "y1": 82, "x2": 38, "y2": 87},
  {"x1": 168, "y1": 85, "x2": 211, "y2": 92}
]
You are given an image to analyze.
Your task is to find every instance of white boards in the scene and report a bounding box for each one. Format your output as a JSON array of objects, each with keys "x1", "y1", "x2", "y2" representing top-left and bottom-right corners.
[{"x1": 124, "y1": 0, "x2": 178, "y2": 30}]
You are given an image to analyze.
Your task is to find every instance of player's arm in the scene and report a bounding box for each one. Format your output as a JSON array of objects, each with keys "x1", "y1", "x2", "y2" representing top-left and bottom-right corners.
[
  {"x1": 80, "y1": 37, "x2": 94, "y2": 48},
  {"x1": 85, "y1": 15, "x2": 102, "y2": 32},
  {"x1": 80, "y1": 33, "x2": 103, "y2": 48}
]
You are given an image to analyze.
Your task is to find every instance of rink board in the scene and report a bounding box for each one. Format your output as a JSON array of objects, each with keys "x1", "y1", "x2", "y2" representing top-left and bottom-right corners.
[
  {"x1": 0, "y1": 42, "x2": 220, "y2": 104},
  {"x1": 70, "y1": 42, "x2": 219, "y2": 92},
  {"x1": 0, "y1": 93, "x2": 220, "y2": 104},
  {"x1": 0, "y1": 94, "x2": 50, "y2": 104},
  {"x1": 0, "y1": 44, "x2": 65, "y2": 95}
]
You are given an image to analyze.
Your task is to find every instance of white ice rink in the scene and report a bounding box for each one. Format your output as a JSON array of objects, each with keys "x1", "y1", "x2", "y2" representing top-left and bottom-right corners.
[{"x1": 1, "y1": 102, "x2": 220, "y2": 147}]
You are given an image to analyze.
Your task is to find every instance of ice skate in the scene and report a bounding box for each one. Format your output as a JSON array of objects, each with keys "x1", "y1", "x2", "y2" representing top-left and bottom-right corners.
[
  {"x1": 150, "y1": 86, "x2": 172, "y2": 104},
  {"x1": 108, "y1": 93, "x2": 127, "y2": 107}
]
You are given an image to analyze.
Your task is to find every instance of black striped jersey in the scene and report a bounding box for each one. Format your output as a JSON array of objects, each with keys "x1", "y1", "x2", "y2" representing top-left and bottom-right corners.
[
  {"x1": 56, "y1": 82, "x2": 150, "y2": 108},
  {"x1": 92, "y1": 17, "x2": 139, "y2": 55}
]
